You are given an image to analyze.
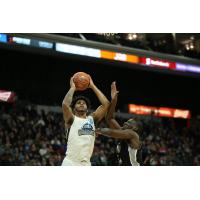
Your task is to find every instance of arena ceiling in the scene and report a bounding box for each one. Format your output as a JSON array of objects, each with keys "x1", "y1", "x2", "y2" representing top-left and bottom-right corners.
[{"x1": 54, "y1": 33, "x2": 200, "y2": 60}]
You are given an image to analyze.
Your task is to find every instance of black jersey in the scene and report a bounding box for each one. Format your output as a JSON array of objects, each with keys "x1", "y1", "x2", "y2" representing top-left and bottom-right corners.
[{"x1": 117, "y1": 141, "x2": 142, "y2": 166}]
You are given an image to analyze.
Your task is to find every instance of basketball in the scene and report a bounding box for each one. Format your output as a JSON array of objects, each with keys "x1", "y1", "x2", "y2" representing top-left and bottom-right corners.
[{"x1": 73, "y1": 72, "x2": 90, "y2": 91}]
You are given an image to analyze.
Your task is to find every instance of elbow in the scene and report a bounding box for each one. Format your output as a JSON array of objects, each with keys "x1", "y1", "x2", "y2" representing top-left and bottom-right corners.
[
  {"x1": 102, "y1": 101, "x2": 110, "y2": 114},
  {"x1": 62, "y1": 101, "x2": 66, "y2": 108},
  {"x1": 62, "y1": 99, "x2": 66, "y2": 106},
  {"x1": 62, "y1": 99, "x2": 70, "y2": 107},
  {"x1": 62, "y1": 102, "x2": 70, "y2": 110},
  {"x1": 135, "y1": 142, "x2": 141, "y2": 150},
  {"x1": 105, "y1": 100, "x2": 110, "y2": 110},
  {"x1": 129, "y1": 137, "x2": 141, "y2": 150},
  {"x1": 105, "y1": 111, "x2": 113, "y2": 123},
  {"x1": 105, "y1": 115, "x2": 113, "y2": 124}
]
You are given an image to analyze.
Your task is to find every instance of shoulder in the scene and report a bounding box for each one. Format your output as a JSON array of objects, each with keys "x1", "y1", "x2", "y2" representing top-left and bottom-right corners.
[
  {"x1": 127, "y1": 130, "x2": 140, "y2": 149},
  {"x1": 65, "y1": 115, "x2": 77, "y2": 127},
  {"x1": 87, "y1": 115, "x2": 95, "y2": 123},
  {"x1": 87, "y1": 115, "x2": 94, "y2": 119}
]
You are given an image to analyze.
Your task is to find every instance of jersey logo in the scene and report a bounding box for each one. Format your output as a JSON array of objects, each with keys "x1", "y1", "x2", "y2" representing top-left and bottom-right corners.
[
  {"x1": 88, "y1": 118, "x2": 94, "y2": 125},
  {"x1": 78, "y1": 122, "x2": 95, "y2": 136}
]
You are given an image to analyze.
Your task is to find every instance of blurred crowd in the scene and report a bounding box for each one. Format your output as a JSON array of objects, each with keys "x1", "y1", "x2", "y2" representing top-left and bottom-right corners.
[
  {"x1": 140, "y1": 116, "x2": 200, "y2": 165},
  {"x1": 0, "y1": 102, "x2": 199, "y2": 166}
]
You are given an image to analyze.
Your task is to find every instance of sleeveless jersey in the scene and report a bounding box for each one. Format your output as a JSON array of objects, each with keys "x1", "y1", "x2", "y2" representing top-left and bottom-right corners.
[{"x1": 65, "y1": 115, "x2": 95, "y2": 164}]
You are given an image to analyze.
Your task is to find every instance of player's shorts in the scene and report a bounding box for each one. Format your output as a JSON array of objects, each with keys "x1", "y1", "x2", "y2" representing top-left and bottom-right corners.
[{"x1": 61, "y1": 157, "x2": 91, "y2": 166}]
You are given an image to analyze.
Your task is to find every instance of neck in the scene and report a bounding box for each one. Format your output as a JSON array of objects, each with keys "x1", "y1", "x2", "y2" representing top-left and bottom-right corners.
[{"x1": 75, "y1": 111, "x2": 87, "y2": 119}]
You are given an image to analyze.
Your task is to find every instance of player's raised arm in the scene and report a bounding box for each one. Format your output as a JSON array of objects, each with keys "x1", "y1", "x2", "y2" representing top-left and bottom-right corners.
[
  {"x1": 105, "y1": 82, "x2": 121, "y2": 129},
  {"x1": 89, "y1": 77, "x2": 110, "y2": 123},
  {"x1": 62, "y1": 77, "x2": 75, "y2": 125},
  {"x1": 95, "y1": 128, "x2": 140, "y2": 149}
]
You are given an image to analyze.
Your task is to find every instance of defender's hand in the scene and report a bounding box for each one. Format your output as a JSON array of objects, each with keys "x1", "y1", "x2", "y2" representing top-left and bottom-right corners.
[{"x1": 111, "y1": 81, "x2": 119, "y2": 100}]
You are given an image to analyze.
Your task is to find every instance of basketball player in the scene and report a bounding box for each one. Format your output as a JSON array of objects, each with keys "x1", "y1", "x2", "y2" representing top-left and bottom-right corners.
[
  {"x1": 96, "y1": 82, "x2": 142, "y2": 166},
  {"x1": 61, "y1": 75, "x2": 109, "y2": 166}
]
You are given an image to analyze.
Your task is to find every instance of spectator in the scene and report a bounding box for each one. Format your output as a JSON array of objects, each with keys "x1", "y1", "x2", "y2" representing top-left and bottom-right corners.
[{"x1": 0, "y1": 102, "x2": 199, "y2": 166}]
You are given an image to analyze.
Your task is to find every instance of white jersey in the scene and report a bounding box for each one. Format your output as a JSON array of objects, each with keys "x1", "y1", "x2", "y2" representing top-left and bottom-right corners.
[
  {"x1": 128, "y1": 146, "x2": 140, "y2": 166},
  {"x1": 62, "y1": 115, "x2": 95, "y2": 166}
]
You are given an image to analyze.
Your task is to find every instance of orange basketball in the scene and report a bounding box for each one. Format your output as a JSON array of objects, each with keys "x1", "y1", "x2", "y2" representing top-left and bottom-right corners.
[{"x1": 73, "y1": 72, "x2": 90, "y2": 91}]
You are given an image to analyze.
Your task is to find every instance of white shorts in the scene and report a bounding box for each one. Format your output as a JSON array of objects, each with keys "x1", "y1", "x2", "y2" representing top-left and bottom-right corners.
[
  {"x1": 128, "y1": 146, "x2": 140, "y2": 166},
  {"x1": 61, "y1": 157, "x2": 91, "y2": 166}
]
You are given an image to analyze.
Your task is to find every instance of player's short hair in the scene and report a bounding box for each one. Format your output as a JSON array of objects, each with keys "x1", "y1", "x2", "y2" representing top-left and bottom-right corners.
[{"x1": 71, "y1": 96, "x2": 91, "y2": 110}]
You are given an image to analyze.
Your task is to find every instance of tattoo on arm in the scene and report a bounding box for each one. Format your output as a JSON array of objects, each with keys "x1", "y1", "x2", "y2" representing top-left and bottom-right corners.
[{"x1": 63, "y1": 87, "x2": 75, "y2": 106}]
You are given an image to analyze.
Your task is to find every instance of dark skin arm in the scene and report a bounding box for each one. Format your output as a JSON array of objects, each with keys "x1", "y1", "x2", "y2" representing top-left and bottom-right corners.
[
  {"x1": 89, "y1": 77, "x2": 110, "y2": 124},
  {"x1": 96, "y1": 128, "x2": 140, "y2": 149},
  {"x1": 105, "y1": 82, "x2": 121, "y2": 129},
  {"x1": 62, "y1": 77, "x2": 75, "y2": 126},
  {"x1": 102, "y1": 82, "x2": 141, "y2": 149}
]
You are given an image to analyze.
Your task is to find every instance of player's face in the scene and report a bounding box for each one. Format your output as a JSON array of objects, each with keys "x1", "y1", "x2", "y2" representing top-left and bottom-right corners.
[
  {"x1": 74, "y1": 99, "x2": 87, "y2": 112},
  {"x1": 123, "y1": 119, "x2": 137, "y2": 131}
]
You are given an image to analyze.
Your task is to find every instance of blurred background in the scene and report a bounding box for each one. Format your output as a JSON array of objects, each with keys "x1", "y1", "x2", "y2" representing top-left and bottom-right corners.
[{"x1": 0, "y1": 33, "x2": 200, "y2": 166}]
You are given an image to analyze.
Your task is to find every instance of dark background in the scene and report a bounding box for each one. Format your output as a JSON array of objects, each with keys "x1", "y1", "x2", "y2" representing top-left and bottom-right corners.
[{"x1": 1, "y1": 47, "x2": 200, "y2": 115}]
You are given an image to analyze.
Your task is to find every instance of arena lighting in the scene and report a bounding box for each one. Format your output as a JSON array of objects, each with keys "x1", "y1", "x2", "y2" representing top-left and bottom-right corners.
[
  {"x1": 186, "y1": 44, "x2": 190, "y2": 50},
  {"x1": 0, "y1": 33, "x2": 7, "y2": 43},
  {"x1": 56, "y1": 43, "x2": 101, "y2": 58},
  {"x1": 176, "y1": 63, "x2": 200, "y2": 73},
  {"x1": 127, "y1": 33, "x2": 137, "y2": 40},
  {"x1": 190, "y1": 36, "x2": 194, "y2": 40},
  {"x1": 100, "y1": 50, "x2": 139, "y2": 63},
  {"x1": 0, "y1": 90, "x2": 16, "y2": 103},
  {"x1": 128, "y1": 104, "x2": 191, "y2": 119},
  {"x1": 31, "y1": 39, "x2": 53, "y2": 49},
  {"x1": 190, "y1": 43, "x2": 194, "y2": 49},
  {"x1": 3, "y1": 35, "x2": 200, "y2": 75},
  {"x1": 133, "y1": 34, "x2": 137, "y2": 39},
  {"x1": 127, "y1": 34, "x2": 133, "y2": 40},
  {"x1": 56, "y1": 43, "x2": 139, "y2": 63},
  {"x1": 8, "y1": 36, "x2": 54, "y2": 49},
  {"x1": 56, "y1": 42, "x2": 200, "y2": 73},
  {"x1": 139, "y1": 57, "x2": 176, "y2": 69},
  {"x1": 12, "y1": 37, "x2": 31, "y2": 45}
]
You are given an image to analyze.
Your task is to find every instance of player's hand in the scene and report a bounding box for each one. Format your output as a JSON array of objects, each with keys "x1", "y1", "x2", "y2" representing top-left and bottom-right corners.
[
  {"x1": 70, "y1": 76, "x2": 76, "y2": 90},
  {"x1": 88, "y1": 76, "x2": 95, "y2": 89},
  {"x1": 111, "y1": 81, "x2": 119, "y2": 100}
]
